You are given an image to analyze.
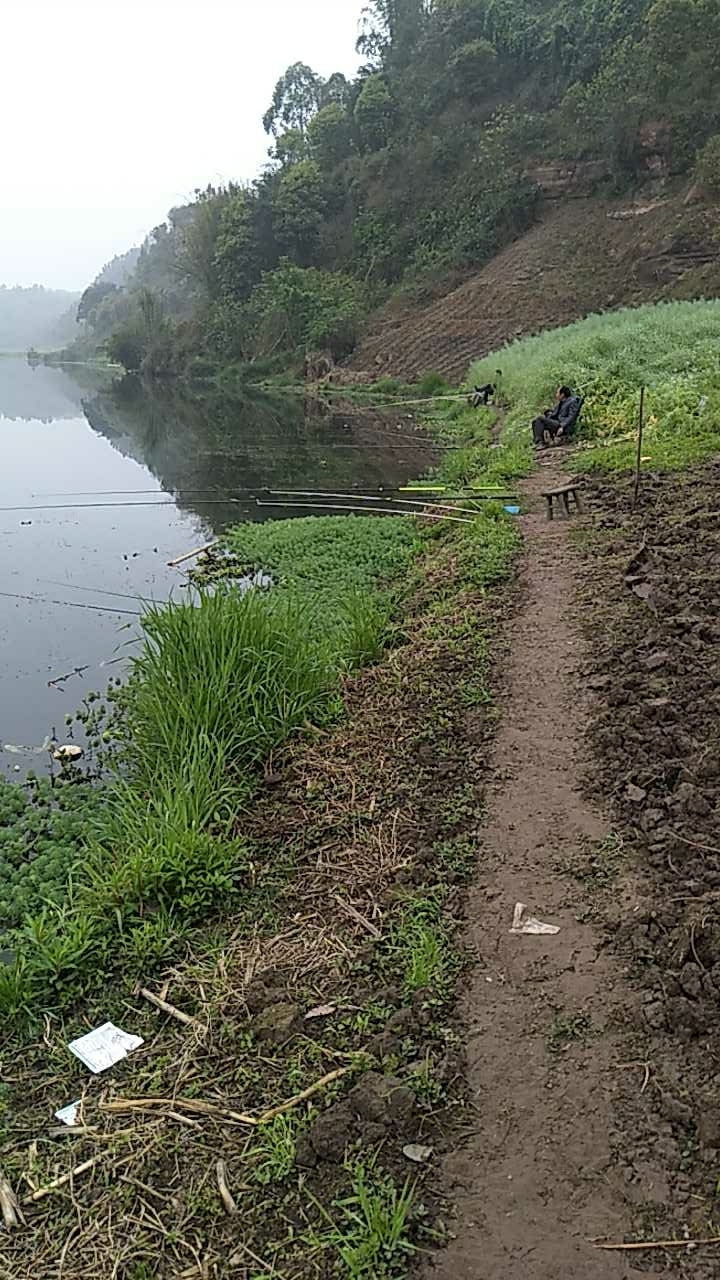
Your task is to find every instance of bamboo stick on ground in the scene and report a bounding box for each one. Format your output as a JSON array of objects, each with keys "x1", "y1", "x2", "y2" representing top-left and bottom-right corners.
[
  {"x1": 167, "y1": 540, "x2": 218, "y2": 568},
  {"x1": 139, "y1": 987, "x2": 206, "y2": 1030}
]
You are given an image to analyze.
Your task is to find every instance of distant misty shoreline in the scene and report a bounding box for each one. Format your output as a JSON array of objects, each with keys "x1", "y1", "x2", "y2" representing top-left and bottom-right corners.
[{"x1": 0, "y1": 284, "x2": 80, "y2": 352}]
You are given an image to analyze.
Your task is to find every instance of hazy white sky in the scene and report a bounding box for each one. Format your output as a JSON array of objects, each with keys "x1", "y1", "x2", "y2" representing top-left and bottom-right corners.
[{"x1": 1, "y1": 0, "x2": 363, "y2": 291}]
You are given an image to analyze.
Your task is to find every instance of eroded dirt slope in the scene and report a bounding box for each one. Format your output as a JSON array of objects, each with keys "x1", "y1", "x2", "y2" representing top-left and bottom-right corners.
[{"x1": 349, "y1": 193, "x2": 720, "y2": 382}]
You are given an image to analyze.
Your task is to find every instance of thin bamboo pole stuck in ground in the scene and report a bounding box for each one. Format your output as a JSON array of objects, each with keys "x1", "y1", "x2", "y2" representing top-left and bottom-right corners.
[{"x1": 633, "y1": 386, "x2": 646, "y2": 508}]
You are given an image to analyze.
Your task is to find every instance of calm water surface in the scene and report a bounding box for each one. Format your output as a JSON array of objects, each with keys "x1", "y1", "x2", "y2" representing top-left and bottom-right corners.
[{"x1": 0, "y1": 357, "x2": 435, "y2": 768}]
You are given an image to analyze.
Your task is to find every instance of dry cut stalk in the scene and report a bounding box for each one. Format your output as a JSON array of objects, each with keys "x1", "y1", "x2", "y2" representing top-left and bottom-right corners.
[
  {"x1": 167, "y1": 540, "x2": 218, "y2": 568},
  {"x1": 216, "y1": 1160, "x2": 237, "y2": 1215},
  {"x1": 140, "y1": 986, "x2": 205, "y2": 1030},
  {"x1": 101, "y1": 1067, "x2": 351, "y2": 1133},
  {"x1": 0, "y1": 1174, "x2": 23, "y2": 1228},
  {"x1": 332, "y1": 894, "x2": 382, "y2": 939},
  {"x1": 100, "y1": 1097, "x2": 258, "y2": 1126},
  {"x1": 23, "y1": 1155, "x2": 106, "y2": 1204},
  {"x1": 256, "y1": 1067, "x2": 350, "y2": 1124}
]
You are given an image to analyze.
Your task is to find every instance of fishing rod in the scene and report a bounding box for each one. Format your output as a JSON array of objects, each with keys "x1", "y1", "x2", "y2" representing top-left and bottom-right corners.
[
  {"x1": 252, "y1": 384, "x2": 472, "y2": 409},
  {"x1": 264, "y1": 490, "x2": 514, "y2": 517},
  {"x1": 255, "y1": 500, "x2": 474, "y2": 524},
  {"x1": 38, "y1": 578, "x2": 170, "y2": 604},
  {"x1": 0, "y1": 499, "x2": 241, "y2": 512},
  {"x1": 0, "y1": 588, "x2": 142, "y2": 617}
]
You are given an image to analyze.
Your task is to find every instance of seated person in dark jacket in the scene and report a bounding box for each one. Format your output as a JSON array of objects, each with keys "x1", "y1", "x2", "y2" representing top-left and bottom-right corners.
[{"x1": 532, "y1": 386, "x2": 582, "y2": 447}]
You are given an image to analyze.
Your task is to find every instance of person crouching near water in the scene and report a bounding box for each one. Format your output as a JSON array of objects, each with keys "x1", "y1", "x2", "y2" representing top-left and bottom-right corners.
[{"x1": 532, "y1": 385, "x2": 582, "y2": 449}]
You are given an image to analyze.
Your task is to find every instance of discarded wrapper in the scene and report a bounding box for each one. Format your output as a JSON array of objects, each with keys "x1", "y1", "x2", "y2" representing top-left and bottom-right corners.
[
  {"x1": 54, "y1": 1101, "x2": 81, "y2": 1127},
  {"x1": 304, "y1": 1004, "x2": 337, "y2": 1020},
  {"x1": 68, "y1": 1022, "x2": 144, "y2": 1074},
  {"x1": 510, "y1": 902, "x2": 560, "y2": 937},
  {"x1": 403, "y1": 1144, "x2": 433, "y2": 1164}
]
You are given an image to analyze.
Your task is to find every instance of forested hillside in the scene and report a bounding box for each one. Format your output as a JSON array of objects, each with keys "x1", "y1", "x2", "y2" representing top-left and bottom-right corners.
[
  {"x1": 0, "y1": 286, "x2": 80, "y2": 352},
  {"x1": 71, "y1": 0, "x2": 720, "y2": 378}
]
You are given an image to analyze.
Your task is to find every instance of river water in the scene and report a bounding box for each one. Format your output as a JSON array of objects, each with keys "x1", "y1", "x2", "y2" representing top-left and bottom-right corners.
[{"x1": 0, "y1": 357, "x2": 435, "y2": 771}]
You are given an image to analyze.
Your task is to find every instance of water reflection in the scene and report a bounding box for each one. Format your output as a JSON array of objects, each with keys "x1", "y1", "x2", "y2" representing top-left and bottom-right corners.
[
  {"x1": 0, "y1": 358, "x2": 435, "y2": 766},
  {"x1": 83, "y1": 375, "x2": 437, "y2": 530}
]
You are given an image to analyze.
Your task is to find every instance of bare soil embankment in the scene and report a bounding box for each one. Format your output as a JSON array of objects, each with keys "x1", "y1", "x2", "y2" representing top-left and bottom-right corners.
[{"x1": 349, "y1": 193, "x2": 720, "y2": 382}]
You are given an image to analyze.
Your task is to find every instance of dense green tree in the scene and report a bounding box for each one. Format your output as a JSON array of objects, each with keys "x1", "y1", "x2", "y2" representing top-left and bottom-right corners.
[
  {"x1": 696, "y1": 133, "x2": 720, "y2": 192},
  {"x1": 213, "y1": 192, "x2": 260, "y2": 302},
  {"x1": 272, "y1": 128, "x2": 309, "y2": 168},
  {"x1": 321, "y1": 72, "x2": 352, "y2": 109},
  {"x1": 106, "y1": 326, "x2": 145, "y2": 373},
  {"x1": 176, "y1": 189, "x2": 235, "y2": 302},
  {"x1": 272, "y1": 161, "x2": 328, "y2": 264},
  {"x1": 263, "y1": 62, "x2": 322, "y2": 137},
  {"x1": 241, "y1": 260, "x2": 367, "y2": 360},
  {"x1": 357, "y1": 0, "x2": 430, "y2": 66},
  {"x1": 77, "y1": 281, "x2": 118, "y2": 323},
  {"x1": 308, "y1": 103, "x2": 354, "y2": 167},
  {"x1": 354, "y1": 75, "x2": 396, "y2": 149},
  {"x1": 447, "y1": 38, "x2": 498, "y2": 97}
]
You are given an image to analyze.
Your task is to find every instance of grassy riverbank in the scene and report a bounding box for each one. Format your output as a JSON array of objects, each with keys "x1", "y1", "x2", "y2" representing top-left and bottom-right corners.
[
  {"x1": 0, "y1": 498, "x2": 518, "y2": 1279},
  {"x1": 0, "y1": 517, "x2": 424, "y2": 1023},
  {"x1": 469, "y1": 299, "x2": 720, "y2": 474}
]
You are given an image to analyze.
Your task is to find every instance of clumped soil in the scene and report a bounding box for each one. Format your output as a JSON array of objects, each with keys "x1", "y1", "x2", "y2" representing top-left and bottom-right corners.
[{"x1": 577, "y1": 459, "x2": 720, "y2": 1272}]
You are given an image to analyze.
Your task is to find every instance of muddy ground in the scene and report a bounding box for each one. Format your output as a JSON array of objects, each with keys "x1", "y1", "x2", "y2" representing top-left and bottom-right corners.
[{"x1": 576, "y1": 460, "x2": 720, "y2": 1267}]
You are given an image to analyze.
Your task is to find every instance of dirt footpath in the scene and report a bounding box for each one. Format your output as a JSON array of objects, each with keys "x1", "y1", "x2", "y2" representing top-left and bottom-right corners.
[{"x1": 424, "y1": 459, "x2": 655, "y2": 1279}]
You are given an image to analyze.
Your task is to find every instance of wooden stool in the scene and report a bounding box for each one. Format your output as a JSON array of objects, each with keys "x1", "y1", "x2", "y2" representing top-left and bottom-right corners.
[{"x1": 543, "y1": 484, "x2": 582, "y2": 520}]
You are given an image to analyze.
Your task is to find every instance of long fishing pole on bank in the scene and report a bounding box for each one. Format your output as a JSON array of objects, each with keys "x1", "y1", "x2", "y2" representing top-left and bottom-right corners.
[
  {"x1": 255, "y1": 500, "x2": 474, "y2": 524},
  {"x1": 0, "y1": 588, "x2": 143, "y2": 616}
]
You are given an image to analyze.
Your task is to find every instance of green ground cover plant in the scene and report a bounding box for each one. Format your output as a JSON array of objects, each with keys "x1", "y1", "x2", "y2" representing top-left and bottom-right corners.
[
  {"x1": 467, "y1": 299, "x2": 720, "y2": 474},
  {"x1": 0, "y1": 777, "x2": 99, "y2": 932}
]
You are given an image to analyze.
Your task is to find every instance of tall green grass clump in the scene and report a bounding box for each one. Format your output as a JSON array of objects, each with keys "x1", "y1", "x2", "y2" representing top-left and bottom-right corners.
[
  {"x1": 0, "y1": 589, "x2": 339, "y2": 1019},
  {"x1": 119, "y1": 588, "x2": 336, "y2": 800},
  {"x1": 0, "y1": 518, "x2": 424, "y2": 1021},
  {"x1": 469, "y1": 299, "x2": 720, "y2": 472}
]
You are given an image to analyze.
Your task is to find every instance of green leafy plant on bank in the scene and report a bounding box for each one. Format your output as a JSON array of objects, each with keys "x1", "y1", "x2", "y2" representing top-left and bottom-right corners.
[
  {"x1": 467, "y1": 299, "x2": 720, "y2": 474},
  {"x1": 0, "y1": 517, "x2": 422, "y2": 1022},
  {"x1": 306, "y1": 1159, "x2": 417, "y2": 1279}
]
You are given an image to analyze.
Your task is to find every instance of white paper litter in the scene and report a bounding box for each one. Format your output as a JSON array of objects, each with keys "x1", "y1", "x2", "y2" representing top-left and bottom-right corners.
[
  {"x1": 403, "y1": 1144, "x2": 433, "y2": 1164},
  {"x1": 54, "y1": 1101, "x2": 81, "y2": 1127},
  {"x1": 510, "y1": 902, "x2": 560, "y2": 937},
  {"x1": 305, "y1": 1004, "x2": 337, "y2": 1020},
  {"x1": 67, "y1": 1022, "x2": 144, "y2": 1074}
]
